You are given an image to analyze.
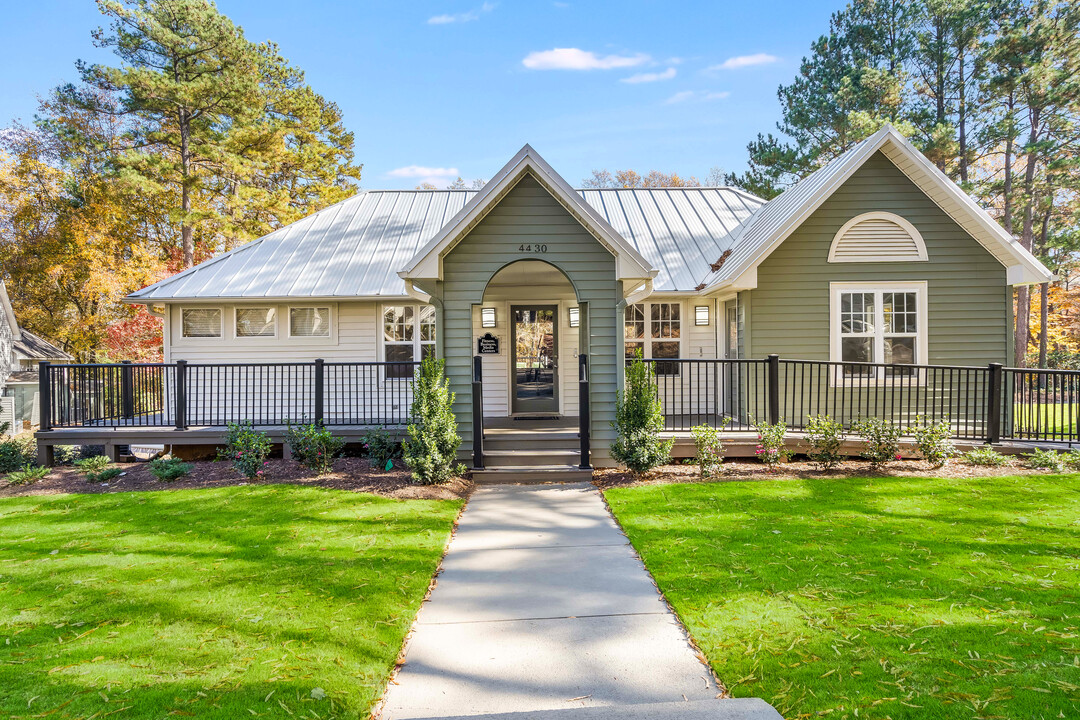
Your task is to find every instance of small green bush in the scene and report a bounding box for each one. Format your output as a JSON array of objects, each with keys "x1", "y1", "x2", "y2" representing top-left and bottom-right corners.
[
  {"x1": 87, "y1": 466, "x2": 123, "y2": 483},
  {"x1": 804, "y1": 414, "x2": 844, "y2": 471},
  {"x1": 404, "y1": 356, "x2": 465, "y2": 485},
  {"x1": 690, "y1": 425, "x2": 724, "y2": 477},
  {"x1": 965, "y1": 445, "x2": 1009, "y2": 467},
  {"x1": 6, "y1": 464, "x2": 49, "y2": 485},
  {"x1": 219, "y1": 422, "x2": 272, "y2": 480},
  {"x1": 1064, "y1": 449, "x2": 1080, "y2": 471},
  {"x1": 362, "y1": 427, "x2": 400, "y2": 471},
  {"x1": 1026, "y1": 448, "x2": 1064, "y2": 472},
  {"x1": 149, "y1": 457, "x2": 193, "y2": 482},
  {"x1": 74, "y1": 455, "x2": 111, "y2": 473},
  {"x1": 54, "y1": 445, "x2": 79, "y2": 465},
  {"x1": 286, "y1": 422, "x2": 345, "y2": 475},
  {"x1": 0, "y1": 435, "x2": 36, "y2": 473},
  {"x1": 611, "y1": 355, "x2": 673, "y2": 477},
  {"x1": 853, "y1": 417, "x2": 902, "y2": 468},
  {"x1": 910, "y1": 416, "x2": 957, "y2": 468},
  {"x1": 753, "y1": 419, "x2": 789, "y2": 465}
]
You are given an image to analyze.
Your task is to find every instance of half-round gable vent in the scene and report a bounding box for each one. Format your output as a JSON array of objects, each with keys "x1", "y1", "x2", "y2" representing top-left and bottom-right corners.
[{"x1": 828, "y1": 212, "x2": 927, "y2": 263}]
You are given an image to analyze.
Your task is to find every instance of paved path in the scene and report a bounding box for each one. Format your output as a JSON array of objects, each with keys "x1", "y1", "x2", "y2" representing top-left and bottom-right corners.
[{"x1": 378, "y1": 483, "x2": 780, "y2": 719}]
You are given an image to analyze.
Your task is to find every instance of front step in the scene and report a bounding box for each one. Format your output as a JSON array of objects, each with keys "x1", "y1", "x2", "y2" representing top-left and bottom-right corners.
[
  {"x1": 483, "y1": 433, "x2": 581, "y2": 452},
  {"x1": 471, "y1": 466, "x2": 594, "y2": 484},
  {"x1": 483, "y1": 449, "x2": 583, "y2": 468},
  {"x1": 410, "y1": 698, "x2": 782, "y2": 719}
]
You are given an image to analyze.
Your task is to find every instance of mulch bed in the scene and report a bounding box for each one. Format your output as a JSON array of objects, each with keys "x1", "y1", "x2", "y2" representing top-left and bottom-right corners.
[
  {"x1": 0, "y1": 457, "x2": 472, "y2": 500},
  {"x1": 594, "y1": 456, "x2": 1063, "y2": 489}
]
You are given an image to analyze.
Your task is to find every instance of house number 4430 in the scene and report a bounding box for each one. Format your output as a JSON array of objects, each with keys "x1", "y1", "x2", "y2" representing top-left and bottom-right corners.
[{"x1": 518, "y1": 244, "x2": 548, "y2": 253}]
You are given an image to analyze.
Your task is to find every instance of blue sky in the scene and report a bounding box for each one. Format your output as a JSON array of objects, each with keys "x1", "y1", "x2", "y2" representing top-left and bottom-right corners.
[{"x1": 1, "y1": 0, "x2": 845, "y2": 189}]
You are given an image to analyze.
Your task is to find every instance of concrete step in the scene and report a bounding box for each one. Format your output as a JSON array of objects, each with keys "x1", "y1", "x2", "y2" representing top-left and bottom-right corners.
[
  {"x1": 471, "y1": 466, "x2": 594, "y2": 484},
  {"x1": 483, "y1": 449, "x2": 582, "y2": 468},
  {"x1": 406, "y1": 698, "x2": 782, "y2": 719}
]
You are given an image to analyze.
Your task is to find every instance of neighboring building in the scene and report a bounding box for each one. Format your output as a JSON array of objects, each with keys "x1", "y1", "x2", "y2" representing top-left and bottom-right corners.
[{"x1": 120, "y1": 125, "x2": 1051, "y2": 467}]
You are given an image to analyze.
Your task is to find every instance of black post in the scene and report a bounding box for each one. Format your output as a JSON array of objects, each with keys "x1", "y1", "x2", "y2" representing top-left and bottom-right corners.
[
  {"x1": 38, "y1": 361, "x2": 51, "y2": 432},
  {"x1": 121, "y1": 360, "x2": 135, "y2": 420},
  {"x1": 472, "y1": 355, "x2": 484, "y2": 469},
  {"x1": 314, "y1": 358, "x2": 325, "y2": 426},
  {"x1": 174, "y1": 360, "x2": 188, "y2": 430},
  {"x1": 578, "y1": 354, "x2": 591, "y2": 469},
  {"x1": 767, "y1": 354, "x2": 780, "y2": 425},
  {"x1": 986, "y1": 362, "x2": 1003, "y2": 444}
]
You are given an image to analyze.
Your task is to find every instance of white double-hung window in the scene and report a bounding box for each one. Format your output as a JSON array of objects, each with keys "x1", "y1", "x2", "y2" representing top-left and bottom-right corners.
[
  {"x1": 830, "y1": 282, "x2": 927, "y2": 379},
  {"x1": 624, "y1": 302, "x2": 681, "y2": 375},
  {"x1": 382, "y1": 305, "x2": 436, "y2": 378}
]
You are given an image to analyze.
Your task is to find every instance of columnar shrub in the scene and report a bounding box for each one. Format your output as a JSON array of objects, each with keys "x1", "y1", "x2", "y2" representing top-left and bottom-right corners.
[
  {"x1": 611, "y1": 356, "x2": 673, "y2": 477},
  {"x1": 754, "y1": 419, "x2": 789, "y2": 465},
  {"x1": 853, "y1": 417, "x2": 902, "y2": 468},
  {"x1": 286, "y1": 422, "x2": 345, "y2": 475},
  {"x1": 690, "y1": 425, "x2": 724, "y2": 477},
  {"x1": 220, "y1": 422, "x2": 272, "y2": 480},
  {"x1": 910, "y1": 416, "x2": 957, "y2": 468},
  {"x1": 804, "y1": 414, "x2": 844, "y2": 471},
  {"x1": 362, "y1": 427, "x2": 401, "y2": 471},
  {"x1": 404, "y1": 356, "x2": 464, "y2": 485},
  {"x1": 965, "y1": 444, "x2": 1009, "y2": 467}
]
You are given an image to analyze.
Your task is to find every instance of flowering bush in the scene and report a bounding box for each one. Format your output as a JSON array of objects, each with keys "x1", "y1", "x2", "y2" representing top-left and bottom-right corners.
[
  {"x1": 285, "y1": 422, "x2": 344, "y2": 475},
  {"x1": 362, "y1": 426, "x2": 401, "y2": 471},
  {"x1": 611, "y1": 354, "x2": 673, "y2": 477},
  {"x1": 690, "y1": 424, "x2": 724, "y2": 477},
  {"x1": 910, "y1": 415, "x2": 956, "y2": 468},
  {"x1": 219, "y1": 422, "x2": 272, "y2": 480},
  {"x1": 804, "y1": 414, "x2": 844, "y2": 471},
  {"x1": 753, "y1": 419, "x2": 789, "y2": 466},
  {"x1": 852, "y1": 417, "x2": 902, "y2": 469}
]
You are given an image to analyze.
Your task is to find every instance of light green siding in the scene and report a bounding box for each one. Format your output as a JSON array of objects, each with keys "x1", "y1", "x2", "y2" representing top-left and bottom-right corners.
[
  {"x1": 435, "y1": 173, "x2": 620, "y2": 462},
  {"x1": 748, "y1": 151, "x2": 1008, "y2": 366}
]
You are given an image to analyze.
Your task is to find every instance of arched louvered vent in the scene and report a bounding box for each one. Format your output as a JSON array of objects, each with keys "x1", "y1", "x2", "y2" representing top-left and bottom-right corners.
[{"x1": 828, "y1": 212, "x2": 927, "y2": 263}]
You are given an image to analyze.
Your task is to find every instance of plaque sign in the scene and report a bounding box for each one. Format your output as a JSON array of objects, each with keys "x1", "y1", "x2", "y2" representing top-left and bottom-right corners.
[{"x1": 477, "y1": 333, "x2": 500, "y2": 354}]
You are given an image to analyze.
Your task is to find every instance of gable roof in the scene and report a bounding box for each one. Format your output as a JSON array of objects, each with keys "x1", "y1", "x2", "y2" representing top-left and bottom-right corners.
[
  {"x1": 13, "y1": 329, "x2": 72, "y2": 362},
  {"x1": 0, "y1": 282, "x2": 20, "y2": 341},
  {"x1": 701, "y1": 125, "x2": 1053, "y2": 291}
]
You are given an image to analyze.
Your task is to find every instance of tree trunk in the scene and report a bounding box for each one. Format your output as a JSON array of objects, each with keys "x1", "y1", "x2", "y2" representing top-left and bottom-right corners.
[
  {"x1": 957, "y1": 47, "x2": 968, "y2": 184},
  {"x1": 1039, "y1": 282, "x2": 1049, "y2": 368},
  {"x1": 180, "y1": 109, "x2": 194, "y2": 269},
  {"x1": 1013, "y1": 105, "x2": 1040, "y2": 368}
]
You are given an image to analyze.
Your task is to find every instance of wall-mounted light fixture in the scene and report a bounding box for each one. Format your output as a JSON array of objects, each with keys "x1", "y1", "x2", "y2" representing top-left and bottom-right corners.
[
  {"x1": 695, "y1": 305, "x2": 710, "y2": 326},
  {"x1": 481, "y1": 307, "x2": 496, "y2": 328},
  {"x1": 568, "y1": 307, "x2": 580, "y2": 328}
]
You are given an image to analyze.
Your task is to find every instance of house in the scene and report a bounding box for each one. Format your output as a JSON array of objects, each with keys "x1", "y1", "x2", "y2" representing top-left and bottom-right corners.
[
  {"x1": 0, "y1": 282, "x2": 73, "y2": 436},
  {"x1": 98, "y1": 125, "x2": 1053, "y2": 469}
]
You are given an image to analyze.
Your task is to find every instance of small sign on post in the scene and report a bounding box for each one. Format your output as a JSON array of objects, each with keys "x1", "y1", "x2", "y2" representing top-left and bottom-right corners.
[{"x1": 477, "y1": 333, "x2": 500, "y2": 354}]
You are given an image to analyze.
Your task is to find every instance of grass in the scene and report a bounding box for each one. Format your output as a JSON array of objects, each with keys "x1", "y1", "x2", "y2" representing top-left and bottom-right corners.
[
  {"x1": 606, "y1": 474, "x2": 1080, "y2": 719},
  {"x1": 0, "y1": 485, "x2": 462, "y2": 718},
  {"x1": 1013, "y1": 402, "x2": 1079, "y2": 436}
]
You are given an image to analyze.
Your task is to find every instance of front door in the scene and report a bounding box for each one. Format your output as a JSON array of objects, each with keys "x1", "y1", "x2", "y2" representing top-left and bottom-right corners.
[{"x1": 511, "y1": 306, "x2": 558, "y2": 415}]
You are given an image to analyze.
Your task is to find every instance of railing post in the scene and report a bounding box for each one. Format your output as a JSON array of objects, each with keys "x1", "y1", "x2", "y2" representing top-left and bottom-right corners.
[
  {"x1": 472, "y1": 355, "x2": 484, "y2": 469},
  {"x1": 578, "y1": 354, "x2": 591, "y2": 469},
  {"x1": 767, "y1": 354, "x2": 780, "y2": 425},
  {"x1": 121, "y1": 360, "x2": 135, "y2": 420},
  {"x1": 986, "y1": 362, "x2": 1003, "y2": 444},
  {"x1": 38, "y1": 361, "x2": 51, "y2": 432},
  {"x1": 314, "y1": 358, "x2": 325, "y2": 426},
  {"x1": 174, "y1": 360, "x2": 188, "y2": 430}
]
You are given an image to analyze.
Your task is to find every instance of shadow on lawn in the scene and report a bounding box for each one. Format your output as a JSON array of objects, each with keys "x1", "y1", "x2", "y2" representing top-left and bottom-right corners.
[{"x1": 0, "y1": 485, "x2": 462, "y2": 718}]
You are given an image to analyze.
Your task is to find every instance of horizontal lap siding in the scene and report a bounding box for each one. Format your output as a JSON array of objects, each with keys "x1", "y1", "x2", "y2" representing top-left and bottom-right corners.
[
  {"x1": 749, "y1": 152, "x2": 1008, "y2": 366},
  {"x1": 440, "y1": 174, "x2": 619, "y2": 462}
]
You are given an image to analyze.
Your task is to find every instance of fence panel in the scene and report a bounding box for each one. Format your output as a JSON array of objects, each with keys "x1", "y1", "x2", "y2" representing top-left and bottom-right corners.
[
  {"x1": 324, "y1": 362, "x2": 418, "y2": 426},
  {"x1": 47, "y1": 363, "x2": 173, "y2": 428},
  {"x1": 1004, "y1": 368, "x2": 1080, "y2": 443}
]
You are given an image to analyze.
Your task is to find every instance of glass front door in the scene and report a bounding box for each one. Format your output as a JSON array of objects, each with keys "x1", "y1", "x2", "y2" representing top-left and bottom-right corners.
[{"x1": 511, "y1": 306, "x2": 558, "y2": 415}]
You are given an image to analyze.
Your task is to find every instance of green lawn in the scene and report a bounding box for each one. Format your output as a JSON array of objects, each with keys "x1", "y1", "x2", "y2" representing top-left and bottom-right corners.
[
  {"x1": 0, "y1": 486, "x2": 462, "y2": 718},
  {"x1": 1013, "y1": 402, "x2": 1078, "y2": 436},
  {"x1": 606, "y1": 475, "x2": 1080, "y2": 719}
]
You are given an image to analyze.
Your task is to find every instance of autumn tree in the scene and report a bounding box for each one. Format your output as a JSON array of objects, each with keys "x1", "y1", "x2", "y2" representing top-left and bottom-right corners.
[{"x1": 581, "y1": 169, "x2": 700, "y2": 188}]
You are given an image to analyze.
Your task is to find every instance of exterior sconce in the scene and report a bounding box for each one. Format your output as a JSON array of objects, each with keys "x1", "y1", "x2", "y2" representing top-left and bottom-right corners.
[
  {"x1": 481, "y1": 307, "x2": 496, "y2": 328},
  {"x1": 695, "y1": 305, "x2": 710, "y2": 326},
  {"x1": 569, "y1": 307, "x2": 580, "y2": 328}
]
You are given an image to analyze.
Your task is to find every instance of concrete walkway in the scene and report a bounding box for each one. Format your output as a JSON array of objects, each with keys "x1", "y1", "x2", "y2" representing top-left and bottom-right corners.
[{"x1": 378, "y1": 483, "x2": 781, "y2": 720}]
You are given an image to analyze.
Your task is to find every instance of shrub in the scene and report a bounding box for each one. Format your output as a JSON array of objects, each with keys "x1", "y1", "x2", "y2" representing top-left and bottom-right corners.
[
  {"x1": 54, "y1": 445, "x2": 79, "y2": 465},
  {"x1": 286, "y1": 422, "x2": 345, "y2": 475},
  {"x1": 690, "y1": 425, "x2": 724, "y2": 477},
  {"x1": 1065, "y1": 449, "x2": 1080, "y2": 471},
  {"x1": 74, "y1": 455, "x2": 111, "y2": 473},
  {"x1": 610, "y1": 355, "x2": 673, "y2": 477},
  {"x1": 754, "y1": 419, "x2": 789, "y2": 465},
  {"x1": 6, "y1": 464, "x2": 49, "y2": 485},
  {"x1": 149, "y1": 457, "x2": 193, "y2": 482},
  {"x1": 404, "y1": 356, "x2": 464, "y2": 485},
  {"x1": 88, "y1": 466, "x2": 123, "y2": 483},
  {"x1": 219, "y1": 422, "x2": 272, "y2": 480},
  {"x1": 910, "y1": 416, "x2": 957, "y2": 468},
  {"x1": 853, "y1": 417, "x2": 902, "y2": 468},
  {"x1": 804, "y1": 414, "x2": 844, "y2": 471},
  {"x1": 0, "y1": 435, "x2": 36, "y2": 473},
  {"x1": 362, "y1": 427, "x2": 400, "y2": 471},
  {"x1": 965, "y1": 444, "x2": 1009, "y2": 467},
  {"x1": 1026, "y1": 448, "x2": 1064, "y2": 472}
]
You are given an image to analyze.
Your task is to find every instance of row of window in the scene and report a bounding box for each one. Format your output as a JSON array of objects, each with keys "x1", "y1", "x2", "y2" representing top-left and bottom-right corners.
[{"x1": 182, "y1": 307, "x2": 332, "y2": 339}]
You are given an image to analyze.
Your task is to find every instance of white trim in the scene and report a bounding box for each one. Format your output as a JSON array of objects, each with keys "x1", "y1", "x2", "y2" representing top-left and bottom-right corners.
[
  {"x1": 287, "y1": 305, "x2": 335, "y2": 340},
  {"x1": 624, "y1": 300, "x2": 683, "y2": 367},
  {"x1": 0, "y1": 282, "x2": 21, "y2": 341},
  {"x1": 233, "y1": 306, "x2": 279, "y2": 339},
  {"x1": 828, "y1": 211, "x2": 928, "y2": 263},
  {"x1": 180, "y1": 306, "x2": 224, "y2": 340},
  {"x1": 829, "y1": 281, "x2": 928, "y2": 384},
  {"x1": 379, "y1": 303, "x2": 436, "y2": 379}
]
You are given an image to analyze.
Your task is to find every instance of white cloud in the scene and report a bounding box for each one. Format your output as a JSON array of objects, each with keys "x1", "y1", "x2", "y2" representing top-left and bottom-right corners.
[
  {"x1": 664, "y1": 90, "x2": 730, "y2": 104},
  {"x1": 428, "y1": 2, "x2": 495, "y2": 25},
  {"x1": 621, "y1": 67, "x2": 676, "y2": 84},
  {"x1": 663, "y1": 90, "x2": 696, "y2": 105},
  {"x1": 388, "y1": 165, "x2": 460, "y2": 178},
  {"x1": 522, "y1": 48, "x2": 650, "y2": 71},
  {"x1": 704, "y1": 91, "x2": 731, "y2": 100},
  {"x1": 710, "y1": 53, "x2": 779, "y2": 70}
]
